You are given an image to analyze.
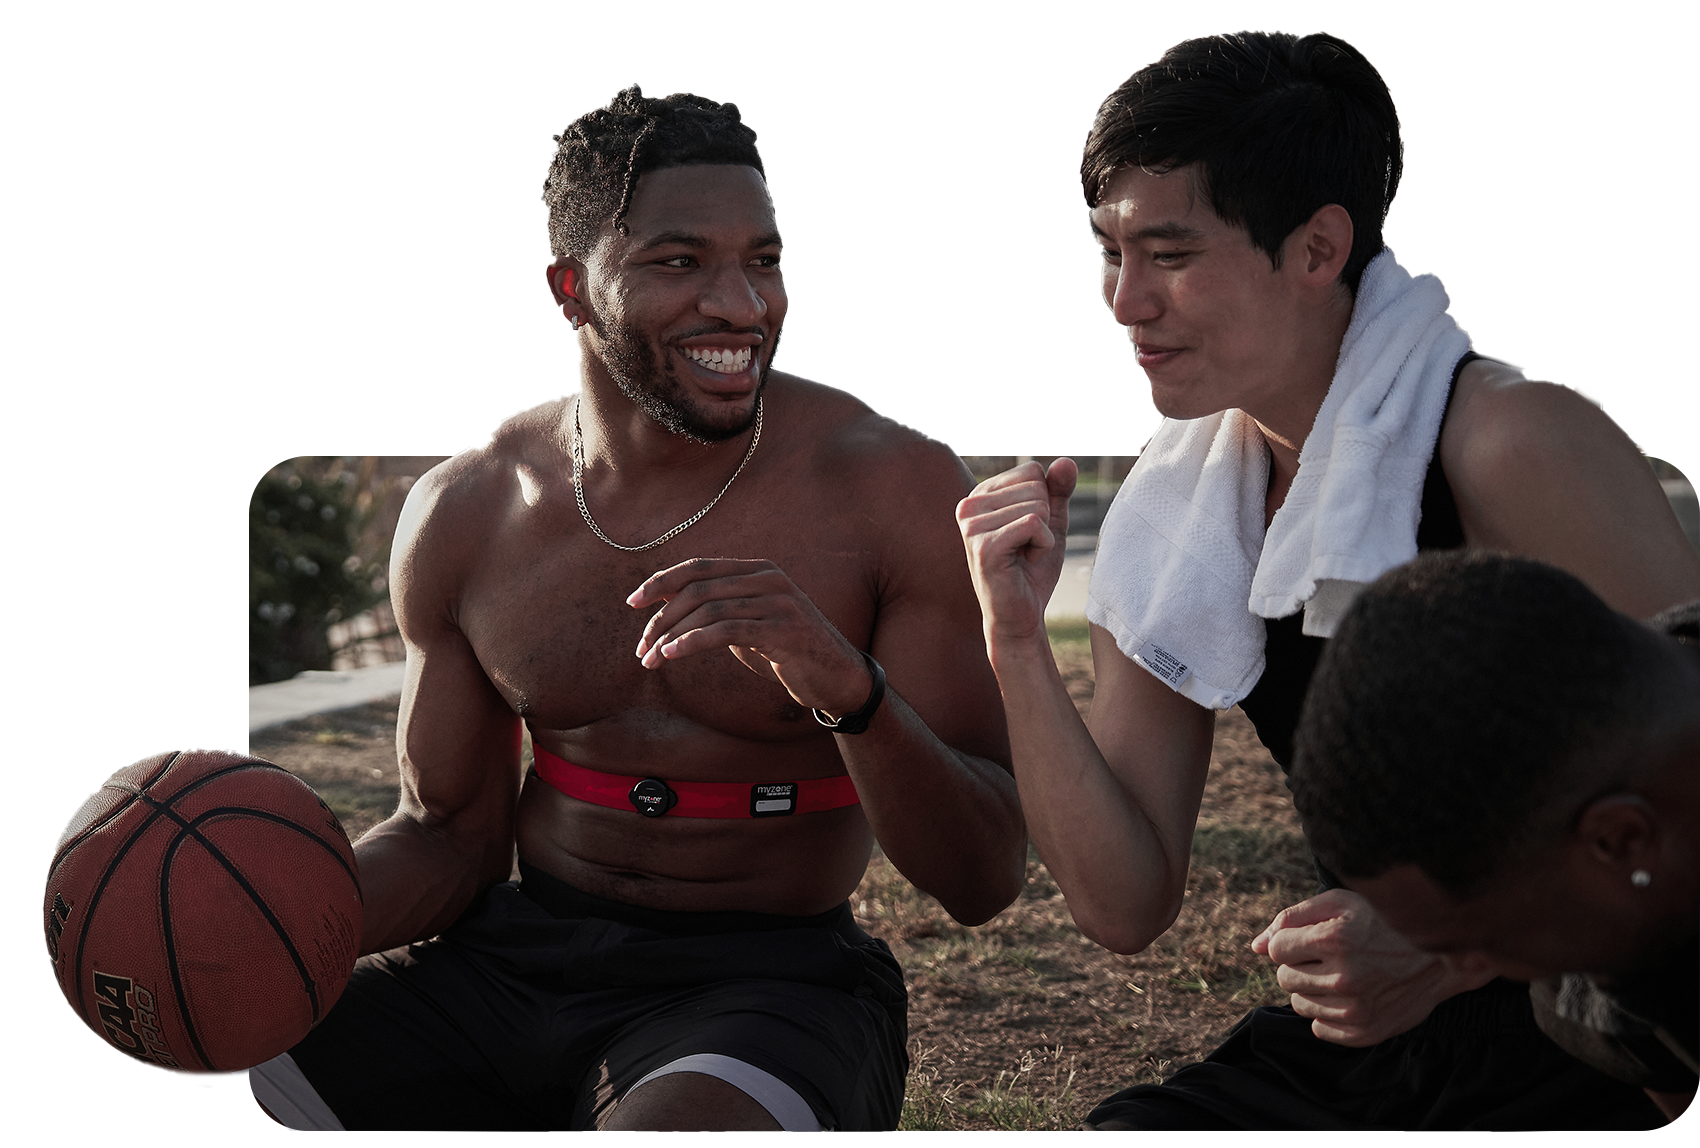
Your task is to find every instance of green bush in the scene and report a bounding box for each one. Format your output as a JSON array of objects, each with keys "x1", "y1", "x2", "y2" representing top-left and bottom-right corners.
[{"x1": 39, "y1": 345, "x2": 385, "y2": 738}]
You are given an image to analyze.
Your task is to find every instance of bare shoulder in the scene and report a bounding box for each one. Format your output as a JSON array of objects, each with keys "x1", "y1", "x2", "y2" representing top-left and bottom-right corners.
[
  {"x1": 1440, "y1": 361, "x2": 1621, "y2": 474},
  {"x1": 392, "y1": 398, "x2": 571, "y2": 617},
  {"x1": 1438, "y1": 360, "x2": 1700, "y2": 614},
  {"x1": 770, "y1": 373, "x2": 973, "y2": 508}
]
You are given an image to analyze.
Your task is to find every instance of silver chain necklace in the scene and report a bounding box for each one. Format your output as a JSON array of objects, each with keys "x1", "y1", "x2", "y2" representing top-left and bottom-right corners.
[{"x1": 571, "y1": 395, "x2": 763, "y2": 552}]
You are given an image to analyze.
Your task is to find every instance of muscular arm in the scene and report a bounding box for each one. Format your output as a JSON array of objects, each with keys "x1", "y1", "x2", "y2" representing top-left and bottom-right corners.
[
  {"x1": 1443, "y1": 367, "x2": 1700, "y2": 614},
  {"x1": 830, "y1": 447, "x2": 1025, "y2": 926},
  {"x1": 630, "y1": 443, "x2": 1025, "y2": 926},
  {"x1": 352, "y1": 465, "x2": 524, "y2": 954},
  {"x1": 958, "y1": 460, "x2": 1215, "y2": 953}
]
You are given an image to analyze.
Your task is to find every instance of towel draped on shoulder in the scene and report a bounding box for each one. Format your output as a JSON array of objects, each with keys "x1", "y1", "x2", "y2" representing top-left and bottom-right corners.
[{"x1": 1086, "y1": 248, "x2": 1474, "y2": 710}]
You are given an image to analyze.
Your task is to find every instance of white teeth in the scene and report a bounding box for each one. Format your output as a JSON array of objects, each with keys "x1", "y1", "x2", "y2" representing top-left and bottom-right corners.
[{"x1": 684, "y1": 346, "x2": 753, "y2": 374}]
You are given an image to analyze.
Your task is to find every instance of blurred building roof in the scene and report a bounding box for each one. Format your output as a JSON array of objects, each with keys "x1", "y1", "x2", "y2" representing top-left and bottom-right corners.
[
  {"x1": 179, "y1": 256, "x2": 265, "y2": 294},
  {"x1": 778, "y1": 188, "x2": 938, "y2": 299},
  {"x1": 431, "y1": 268, "x2": 516, "y2": 302}
]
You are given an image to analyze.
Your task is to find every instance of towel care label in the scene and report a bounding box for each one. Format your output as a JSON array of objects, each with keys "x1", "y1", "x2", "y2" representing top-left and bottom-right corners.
[{"x1": 1135, "y1": 640, "x2": 1191, "y2": 690}]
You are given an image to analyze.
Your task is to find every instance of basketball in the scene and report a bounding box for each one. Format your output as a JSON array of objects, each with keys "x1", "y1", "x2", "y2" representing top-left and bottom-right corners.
[{"x1": 44, "y1": 749, "x2": 363, "y2": 1072}]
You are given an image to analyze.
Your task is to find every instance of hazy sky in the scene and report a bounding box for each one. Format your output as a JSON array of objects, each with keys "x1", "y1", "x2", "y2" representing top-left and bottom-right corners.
[{"x1": 36, "y1": 22, "x2": 1700, "y2": 399}]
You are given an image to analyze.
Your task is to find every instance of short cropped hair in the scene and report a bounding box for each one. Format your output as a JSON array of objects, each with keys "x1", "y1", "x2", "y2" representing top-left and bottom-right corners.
[
  {"x1": 543, "y1": 85, "x2": 764, "y2": 258},
  {"x1": 1082, "y1": 31, "x2": 1401, "y2": 295},
  {"x1": 1290, "y1": 552, "x2": 1698, "y2": 896}
]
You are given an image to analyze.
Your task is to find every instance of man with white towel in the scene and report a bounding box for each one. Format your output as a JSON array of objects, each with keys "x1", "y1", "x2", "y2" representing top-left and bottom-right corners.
[{"x1": 957, "y1": 30, "x2": 1700, "y2": 1129}]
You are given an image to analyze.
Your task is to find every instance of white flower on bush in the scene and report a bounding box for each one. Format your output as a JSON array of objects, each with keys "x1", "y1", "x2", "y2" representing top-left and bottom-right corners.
[{"x1": 255, "y1": 598, "x2": 295, "y2": 625}]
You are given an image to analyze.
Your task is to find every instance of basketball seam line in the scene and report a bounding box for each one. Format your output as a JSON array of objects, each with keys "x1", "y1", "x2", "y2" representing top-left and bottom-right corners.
[
  {"x1": 58, "y1": 754, "x2": 353, "y2": 1072},
  {"x1": 157, "y1": 803, "x2": 332, "y2": 1071},
  {"x1": 66, "y1": 772, "x2": 181, "y2": 1031}
]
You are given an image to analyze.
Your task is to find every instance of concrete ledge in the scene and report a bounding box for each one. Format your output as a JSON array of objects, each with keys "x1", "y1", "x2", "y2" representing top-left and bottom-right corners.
[{"x1": 250, "y1": 662, "x2": 407, "y2": 732}]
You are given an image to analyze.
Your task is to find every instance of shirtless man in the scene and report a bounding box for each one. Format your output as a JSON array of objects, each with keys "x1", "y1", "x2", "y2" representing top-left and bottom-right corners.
[
  {"x1": 248, "y1": 86, "x2": 1023, "y2": 1132},
  {"x1": 957, "y1": 31, "x2": 1700, "y2": 1129}
]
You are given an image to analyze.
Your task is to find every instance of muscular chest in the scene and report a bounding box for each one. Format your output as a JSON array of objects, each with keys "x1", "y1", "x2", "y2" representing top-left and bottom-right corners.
[{"x1": 455, "y1": 492, "x2": 880, "y2": 739}]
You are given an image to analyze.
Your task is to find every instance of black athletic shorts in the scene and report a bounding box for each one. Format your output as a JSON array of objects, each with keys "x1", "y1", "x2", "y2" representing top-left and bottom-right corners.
[
  {"x1": 285, "y1": 862, "x2": 909, "y2": 1130},
  {"x1": 1085, "y1": 978, "x2": 1665, "y2": 1130}
]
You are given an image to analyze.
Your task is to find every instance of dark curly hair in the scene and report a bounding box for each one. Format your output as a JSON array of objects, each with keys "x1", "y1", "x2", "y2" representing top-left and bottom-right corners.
[
  {"x1": 543, "y1": 85, "x2": 765, "y2": 258},
  {"x1": 1082, "y1": 31, "x2": 1401, "y2": 295},
  {"x1": 1290, "y1": 551, "x2": 1700, "y2": 896}
]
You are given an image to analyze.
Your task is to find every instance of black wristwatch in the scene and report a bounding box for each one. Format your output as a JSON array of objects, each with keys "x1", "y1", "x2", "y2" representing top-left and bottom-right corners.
[{"x1": 813, "y1": 650, "x2": 886, "y2": 735}]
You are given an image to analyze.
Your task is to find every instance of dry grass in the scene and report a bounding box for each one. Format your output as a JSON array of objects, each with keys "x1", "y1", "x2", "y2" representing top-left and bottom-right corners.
[{"x1": 253, "y1": 625, "x2": 1310, "y2": 1132}]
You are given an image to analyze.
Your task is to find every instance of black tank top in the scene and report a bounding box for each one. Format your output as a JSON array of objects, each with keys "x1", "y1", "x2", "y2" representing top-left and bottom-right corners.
[{"x1": 1237, "y1": 351, "x2": 1478, "y2": 772}]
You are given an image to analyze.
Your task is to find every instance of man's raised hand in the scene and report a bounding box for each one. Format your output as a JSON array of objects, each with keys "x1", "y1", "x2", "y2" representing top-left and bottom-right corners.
[
  {"x1": 628, "y1": 558, "x2": 872, "y2": 718},
  {"x1": 955, "y1": 458, "x2": 1079, "y2": 647}
]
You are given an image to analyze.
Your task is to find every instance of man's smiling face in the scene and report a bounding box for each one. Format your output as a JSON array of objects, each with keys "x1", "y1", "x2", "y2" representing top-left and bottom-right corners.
[
  {"x1": 1090, "y1": 164, "x2": 1315, "y2": 422},
  {"x1": 583, "y1": 163, "x2": 785, "y2": 442}
]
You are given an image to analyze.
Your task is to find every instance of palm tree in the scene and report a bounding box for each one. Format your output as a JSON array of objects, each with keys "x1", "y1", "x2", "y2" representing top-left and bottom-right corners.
[
  {"x1": 1475, "y1": 33, "x2": 1577, "y2": 374},
  {"x1": 778, "y1": 129, "x2": 846, "y2": 226},
  {"x1": 224, "y1": 32, "x2": 248, "y2": 372},
  {"x1": 146, "y1": 34, "x2": 169, "y2": 386}
]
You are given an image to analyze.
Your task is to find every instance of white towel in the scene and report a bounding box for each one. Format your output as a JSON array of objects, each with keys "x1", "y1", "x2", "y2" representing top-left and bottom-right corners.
[{"x1": 1086, "y1": 249, "x2": 1472, "y2": 710}]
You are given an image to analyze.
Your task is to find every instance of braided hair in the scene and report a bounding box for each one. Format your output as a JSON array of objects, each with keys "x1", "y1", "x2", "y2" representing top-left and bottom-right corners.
[{"x1": 543, "y1": 85, "x2": 765, "y2": 258}]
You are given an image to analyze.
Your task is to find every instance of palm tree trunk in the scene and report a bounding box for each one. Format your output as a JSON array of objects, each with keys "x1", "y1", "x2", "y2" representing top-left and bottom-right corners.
[
  {"x1": 224, "y1": 32, "x2": 244, "y2": 372},
  {"x1": 147, "y1": 33, "x2": 168, "y2": 386},
  {"x1": 1448, "y1": 93, "x2": 1475, "y2": 345}
]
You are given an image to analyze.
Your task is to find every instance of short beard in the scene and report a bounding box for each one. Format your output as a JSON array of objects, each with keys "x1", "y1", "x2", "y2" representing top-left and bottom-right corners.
[{"x1": 598, "y1": 323, "x2": 780, "y2": 444}]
